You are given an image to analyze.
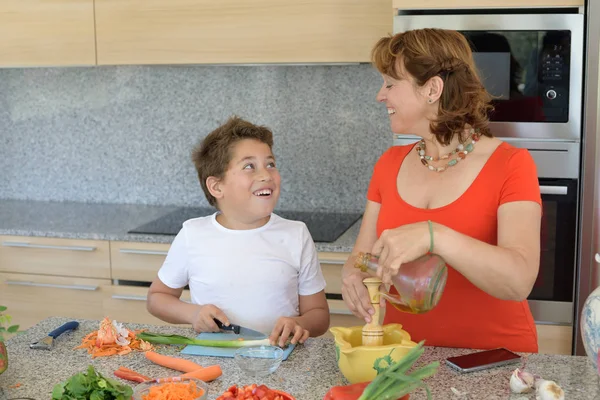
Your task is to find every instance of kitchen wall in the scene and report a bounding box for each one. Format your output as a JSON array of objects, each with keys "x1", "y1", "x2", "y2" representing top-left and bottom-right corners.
[{"x1": 0, "y1": 65, "x2": 391, "y2": 212}]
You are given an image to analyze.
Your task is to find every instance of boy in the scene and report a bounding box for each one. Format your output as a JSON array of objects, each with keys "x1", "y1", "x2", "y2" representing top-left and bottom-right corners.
[{"x1": 147, "y1": 116, "x2": 330, "y2": 347}]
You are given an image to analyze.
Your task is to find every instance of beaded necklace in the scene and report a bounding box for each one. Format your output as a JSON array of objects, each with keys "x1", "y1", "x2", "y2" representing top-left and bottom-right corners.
[{"x1": 415, "y1": 129, "x2": 481, "y2": 172}]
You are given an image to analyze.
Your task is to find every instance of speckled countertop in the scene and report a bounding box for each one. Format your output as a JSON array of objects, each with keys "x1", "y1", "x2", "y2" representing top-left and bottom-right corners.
[
  {"x1": 0, "y1": 199, "x2": 358, "y2": 253},
  {"x1": 0, "y1": 317, "x2": 598, "y2": 400}
]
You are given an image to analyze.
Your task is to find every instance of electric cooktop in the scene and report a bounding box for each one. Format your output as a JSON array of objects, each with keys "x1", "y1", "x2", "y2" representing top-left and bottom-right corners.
[{"x1": 128, "y1": 207, "x2": 362, "y2": 243}]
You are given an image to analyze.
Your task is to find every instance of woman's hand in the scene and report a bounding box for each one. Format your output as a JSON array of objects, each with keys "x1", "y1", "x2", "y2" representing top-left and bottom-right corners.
[
  {"x1": 341, "y1": 267, "x2": 378, "y2": 323},
  {"x1": 372, "y1": 221, "x2": 431, "y2": 285},
  {"x1": 269, "y1": 317, "x2": 309, "y2": 347}
]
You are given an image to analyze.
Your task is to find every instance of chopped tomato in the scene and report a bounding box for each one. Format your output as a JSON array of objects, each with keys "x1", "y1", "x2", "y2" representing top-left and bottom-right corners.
[{"x1": 216, "y1": 384, "x2": 287, "y2": 400}]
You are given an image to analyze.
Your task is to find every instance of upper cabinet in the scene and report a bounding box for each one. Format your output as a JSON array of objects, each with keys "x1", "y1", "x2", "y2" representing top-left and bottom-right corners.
[
  {"x1": 392, "y1": 0, "x2": 583, "y2": 8},
  {"x1": 94, "y1": 0, "x2": 392, "y2": 65},
  {"x1": 0, "y1": 0, "x2": 96, "y2": 67}
]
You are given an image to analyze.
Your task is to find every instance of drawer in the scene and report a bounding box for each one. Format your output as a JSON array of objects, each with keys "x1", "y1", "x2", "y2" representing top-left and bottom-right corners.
[
  {"x1": 536, "y1": 324, "x2": 573, "y2": 355},
  {"x1": 104, "y1": 285, "x2": 191, "y2": 326},
  {"x1": 319, "y1": 252, "x2": 349, "y2": 295},
  {"x1": 0, "y1": 272, "x2": 110, "y2": 330},
  {"x1": 0, "y1": 235, "x2": 110, "y2": 279},
  {"x1": 110, "y1": 241, "x2": 170, "y2": 281}
]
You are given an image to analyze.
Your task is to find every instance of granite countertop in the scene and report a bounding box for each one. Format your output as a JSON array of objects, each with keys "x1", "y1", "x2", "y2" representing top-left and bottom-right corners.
[
  {"x1": 1, "y1": 317, "x2": 599, "y2": 400},
  {"x1": 0, "y1": 199, "x2": 358, "y2": 253}
]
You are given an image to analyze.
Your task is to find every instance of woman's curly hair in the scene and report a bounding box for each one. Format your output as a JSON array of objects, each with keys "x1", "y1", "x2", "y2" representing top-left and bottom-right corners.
[{"x1": 371, "y1": 28, "x2": 494, "y2": 145}]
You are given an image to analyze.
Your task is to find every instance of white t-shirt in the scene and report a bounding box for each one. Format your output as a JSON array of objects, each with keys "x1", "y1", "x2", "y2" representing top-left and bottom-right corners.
[{"x1": 157, "y1": 212, "x2": 327, "y2": 334}]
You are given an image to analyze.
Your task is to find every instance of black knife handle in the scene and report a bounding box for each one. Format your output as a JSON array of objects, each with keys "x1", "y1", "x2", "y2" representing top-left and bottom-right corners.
[{"x1": 213, "y1": 318, "x2": 241, "y2": 334}]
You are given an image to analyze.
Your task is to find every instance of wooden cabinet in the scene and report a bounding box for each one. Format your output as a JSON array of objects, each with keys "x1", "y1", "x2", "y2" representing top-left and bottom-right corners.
[
  {"x1": 0, "y1": 272, "x2": 109, "y2": 330},
  {"x1": 0, "y1": 0, "x2": 96, "y2": 67},
  {"x1": 0, "y1": 235, "x2": 111, "y2": 329},
  {"x1": 110, "y1": 241, "x2": 170, "y2": 282},
  {"x1": 0, "y1": 235, "x2": 111, "y2": 279},
  {"x1": 392, "y1": 0, "x2": 583, "y2": 9},
  {"x1": 94, "y1": 0, "x2": 392, "y2": 65},
  {"x1": 536, "y1": 324, "x2": 572, "y2": 355}
]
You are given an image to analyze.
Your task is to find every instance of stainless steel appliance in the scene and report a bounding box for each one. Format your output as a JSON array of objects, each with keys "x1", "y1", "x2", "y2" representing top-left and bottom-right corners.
[
  {"x1": 573, "y1": 0, "x2": 600, "y2": 356},
  {"x1": 392, "y1": 9, "x2": 584, "y2": 326}
]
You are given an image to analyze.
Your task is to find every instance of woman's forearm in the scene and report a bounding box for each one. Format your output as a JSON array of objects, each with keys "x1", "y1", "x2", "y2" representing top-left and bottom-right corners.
[
  {"x1": 434, "y1": 223, "x2": 539, "y2": 301},
  {"x1": 147, "y1": 292, "x2": 199, "y2": 324}
]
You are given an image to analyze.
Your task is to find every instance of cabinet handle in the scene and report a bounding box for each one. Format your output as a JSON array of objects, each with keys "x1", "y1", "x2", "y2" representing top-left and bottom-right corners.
[
  {"x1": 539, "y1": 186, "x2": 568, "y2": 195},
  {"x1": 119, "y1": 249, "x2": 169, "y2": 256},
  {"x1": 595, "y1": 253, "x2": 600, "y2": 264},
  {"x1": 2, "y1": 241, "x2": 96, "y2": 252},
  {"x1": 319, "y1": 259, "x2": 346, "y2": 265},
  {"x1": 111, "y1": 294, "x2": 147, "y2": 301},
  {"x1": 5, "y1": 280, "x2": 99, "y2": 291}
]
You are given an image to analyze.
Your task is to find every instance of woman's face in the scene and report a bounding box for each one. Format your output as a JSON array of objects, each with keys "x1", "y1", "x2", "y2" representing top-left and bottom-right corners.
[{"x1": 376, "y1": 72, "x2": 431, "y2": 136}]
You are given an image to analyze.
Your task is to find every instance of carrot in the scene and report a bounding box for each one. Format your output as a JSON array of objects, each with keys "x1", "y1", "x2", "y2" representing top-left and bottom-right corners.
[
  {"x1": 145, "y1": 351, "x2": 205, "y2": 373},
  {"x1": 179, "y1": 365, "x2": 222, "y2": 382},
  {"x1": 141, "y1": 380, "x2": 204, "y2": 400}
]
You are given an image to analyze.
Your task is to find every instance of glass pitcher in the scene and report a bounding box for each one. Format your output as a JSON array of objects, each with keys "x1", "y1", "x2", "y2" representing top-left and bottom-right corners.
[{"x1": 354, "y1": 252, "x2": 448, "y2": 314}]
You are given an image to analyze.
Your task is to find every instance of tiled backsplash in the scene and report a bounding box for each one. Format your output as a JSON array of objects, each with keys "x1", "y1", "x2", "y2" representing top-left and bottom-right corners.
[{"x1": 0, "y1": 64, "x2": 392, "y2": 212}]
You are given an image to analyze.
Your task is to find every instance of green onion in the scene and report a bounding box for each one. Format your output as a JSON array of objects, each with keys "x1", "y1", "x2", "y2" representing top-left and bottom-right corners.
[
  {"x1": 358, "y1": 341, "x2": 439, "y2": 400},
  {"x1": 136, "y1": 332, "x2": 271, "y2": 348}
]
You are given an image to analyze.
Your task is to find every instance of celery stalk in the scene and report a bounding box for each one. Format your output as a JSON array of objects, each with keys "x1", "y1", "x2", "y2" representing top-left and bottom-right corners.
[{"x1": 136, "y1": 332, "x2": 271, "y2": 348}]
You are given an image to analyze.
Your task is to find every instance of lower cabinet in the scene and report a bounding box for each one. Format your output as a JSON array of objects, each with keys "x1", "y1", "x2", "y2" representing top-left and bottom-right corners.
[
  {"x1": 0, "y1": 272, "x2": 110, "y2": 330},
  {"x1": 104, "y1": 284, "x2": 191, "y2": 326}
]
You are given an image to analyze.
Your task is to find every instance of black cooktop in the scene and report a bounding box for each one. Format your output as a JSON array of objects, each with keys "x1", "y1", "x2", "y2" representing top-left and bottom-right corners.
[{"x1": 128, "y1": 207, "x2": 362, "y2": 243}]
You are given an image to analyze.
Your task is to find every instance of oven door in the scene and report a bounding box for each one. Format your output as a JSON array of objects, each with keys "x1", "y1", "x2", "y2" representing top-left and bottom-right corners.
[
  {"x1": 528, "y1": 179, "x2": 578, "y2": 324},
  {"x1": 393, "y1": 12, "x2": 584, "y2": 141}
]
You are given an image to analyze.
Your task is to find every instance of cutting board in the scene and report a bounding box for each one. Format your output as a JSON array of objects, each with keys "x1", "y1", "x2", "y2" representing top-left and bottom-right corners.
[{"x1": 180, "y1": 332, "x2": 296, "y2": 360}]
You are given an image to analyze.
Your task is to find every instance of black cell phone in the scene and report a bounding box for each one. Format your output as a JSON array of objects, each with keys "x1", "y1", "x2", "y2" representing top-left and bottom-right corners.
[{"x1": 445, "y1": 348, "x2": 521, "y2": 373}]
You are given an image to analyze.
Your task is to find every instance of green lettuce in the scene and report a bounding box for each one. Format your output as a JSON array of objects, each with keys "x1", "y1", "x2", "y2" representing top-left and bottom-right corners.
[{"x1": 52, "y1": 365, "x2": 133, "y2": 400}]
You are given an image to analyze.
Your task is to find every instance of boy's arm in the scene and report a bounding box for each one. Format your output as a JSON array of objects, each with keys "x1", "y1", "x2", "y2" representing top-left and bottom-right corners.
[
  {"x1": 294, "y1": 290, "x2": 330, "y2": 337},
  {"x1": 147, "y1": 278, "x2": 200, "y2": 325}
]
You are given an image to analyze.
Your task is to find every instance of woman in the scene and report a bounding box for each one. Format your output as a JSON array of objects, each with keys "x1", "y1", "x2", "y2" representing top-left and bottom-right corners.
[{"x1": 341, "y1": 28, "x2": 542, "y2": 352}]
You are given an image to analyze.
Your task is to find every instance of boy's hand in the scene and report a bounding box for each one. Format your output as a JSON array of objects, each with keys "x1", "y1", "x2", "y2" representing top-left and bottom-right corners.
[
  {"x1": 192, "y1": 304, "x2": 230, "y2": 333},
  {"x1": 269, "y1": 317, "x2": 309, "y2": 347}
]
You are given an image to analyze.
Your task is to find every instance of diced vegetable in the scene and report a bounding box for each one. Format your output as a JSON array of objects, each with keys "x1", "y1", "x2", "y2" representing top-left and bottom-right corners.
[
  {"x1": 141, "y1": 380, "x2": 204, "y2": 400},
  {"x1": 216, "y1": 384, "x2": 288, "y2": 400}
]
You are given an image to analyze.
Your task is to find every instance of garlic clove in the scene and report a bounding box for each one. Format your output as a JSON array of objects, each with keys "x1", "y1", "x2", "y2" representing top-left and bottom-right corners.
[
  {"x1": 510, "y1": 368, "x2": 535, "y2": 393},
  {"x1": 535, "y1": 379, "x2": 565, "y2": 400}
]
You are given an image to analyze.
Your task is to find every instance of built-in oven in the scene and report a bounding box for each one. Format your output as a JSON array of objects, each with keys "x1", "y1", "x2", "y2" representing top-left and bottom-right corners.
[{"x1": 392, "y1": 9, "x2": 584, "y2": 325}]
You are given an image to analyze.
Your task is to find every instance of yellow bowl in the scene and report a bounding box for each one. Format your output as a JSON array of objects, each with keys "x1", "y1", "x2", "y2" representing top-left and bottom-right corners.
[{"x1": 330, "y1": 323, "x2": 417, "y2": 384}]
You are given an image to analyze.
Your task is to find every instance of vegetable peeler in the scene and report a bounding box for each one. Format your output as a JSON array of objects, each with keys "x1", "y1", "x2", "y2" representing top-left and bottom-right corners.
[{"x1": 29, "y1": 321, "x2": 79, "y2": 350}]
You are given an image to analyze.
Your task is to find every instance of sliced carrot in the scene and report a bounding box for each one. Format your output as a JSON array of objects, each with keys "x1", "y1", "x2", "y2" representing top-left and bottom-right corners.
[
  {"x1": 179, "y1": 365, "x2": 222, "y2": 382},
  {"x1": 145, "y1": 351, "x2": 205, "y2": 373}
]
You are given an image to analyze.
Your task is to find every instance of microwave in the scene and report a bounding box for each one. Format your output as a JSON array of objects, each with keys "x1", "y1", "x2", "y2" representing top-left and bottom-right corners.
[{"x1": 393, "y1": 10, "x2": 584, "y2": 142}]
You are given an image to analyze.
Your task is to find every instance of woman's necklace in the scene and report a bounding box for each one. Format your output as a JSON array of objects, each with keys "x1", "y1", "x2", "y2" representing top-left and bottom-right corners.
[{"x1": 415, "y1": 129, "x2": 481, "y2": 172}]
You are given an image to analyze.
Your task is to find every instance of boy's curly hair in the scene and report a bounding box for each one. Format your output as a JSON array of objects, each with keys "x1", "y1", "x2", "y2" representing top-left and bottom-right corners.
[
  {"x1": 371, "y1": 28, "x2": 494, "y2": 145},
  {"x1": 191, "y1": 116, "x2": 274, "y2": 207}
]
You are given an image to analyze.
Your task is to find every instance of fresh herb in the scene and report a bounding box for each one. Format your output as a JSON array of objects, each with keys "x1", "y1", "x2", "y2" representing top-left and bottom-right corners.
[
  {"x1": 136, "y1": 332, "x2": 270, "y2": 348},
  {"x1": 51, "y1": 365, "x2": 133, "y2": 400},
  {"x1": 358, "y1": 341, "x2": 439, "y2": 400}
]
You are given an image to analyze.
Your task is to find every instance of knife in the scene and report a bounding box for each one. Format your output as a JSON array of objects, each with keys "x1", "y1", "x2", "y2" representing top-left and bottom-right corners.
[
  {"x1": 29, "y1": 321, "x2": 79, "y2": 350},
  {"x1": 212, "y1": 318, "x2": 266, "y2": 338}
]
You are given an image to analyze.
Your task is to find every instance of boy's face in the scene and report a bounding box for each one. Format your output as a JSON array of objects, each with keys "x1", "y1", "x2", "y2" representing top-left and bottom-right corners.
[{"x1": 214, "y1": 139, "x2": 281, "y2": 224}]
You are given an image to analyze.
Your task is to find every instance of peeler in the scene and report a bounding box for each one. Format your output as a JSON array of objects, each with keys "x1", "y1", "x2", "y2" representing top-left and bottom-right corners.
[{"x1": 29, "y1": 321, "x2": 79, "y2": 350}]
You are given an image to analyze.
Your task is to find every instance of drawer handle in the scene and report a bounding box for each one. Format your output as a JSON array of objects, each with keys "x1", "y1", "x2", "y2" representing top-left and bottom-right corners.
[
  {"x1": 119, "y1": 249, "x2": 169, "y2": 256},
  {"x1": 330, "y1": 308, "x2": 354, "y2": 315},
  {"x1": 5, "y1": 280, "x2": 99, "y2": 291},
  {"x1": 2, "y1": 241, "x2": 96, "y2": 252},
  {"x1": 319, "y1": 259, "x2": 346, "y2": 265},
  {"x1": 111, "y1": 294, "x2": 147, "y2": 301}
]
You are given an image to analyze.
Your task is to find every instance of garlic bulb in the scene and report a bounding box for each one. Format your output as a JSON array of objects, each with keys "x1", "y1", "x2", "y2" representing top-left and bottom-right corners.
[
  {"x1": 535, "y1": 379, "x2": 564, "y2": 400},
  {"x1": 510, "y1": 368, "x2": 535, "y2": 393}
]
